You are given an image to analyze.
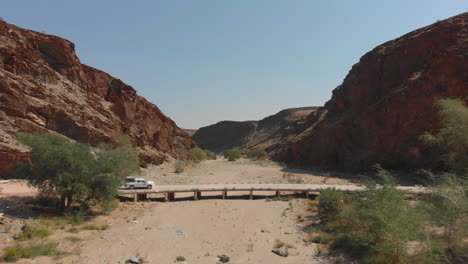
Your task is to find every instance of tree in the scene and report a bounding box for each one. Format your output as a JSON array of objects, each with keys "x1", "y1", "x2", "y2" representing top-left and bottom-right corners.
[
  {"x1": 420, "y1": 98, "x2": 468, "y2": 174},
  {"x1": 223, "y1": 149, "x2": 240, "y2": 161},
  {"x1": 246, "y1": 147, "x2": 268, "y2": 160},
  {"x1": 16, "y1": 134, "x2": 139, "y2": 209},
  {"x1": 189, "y1": 147, "x2": 208, "y2": 163}
]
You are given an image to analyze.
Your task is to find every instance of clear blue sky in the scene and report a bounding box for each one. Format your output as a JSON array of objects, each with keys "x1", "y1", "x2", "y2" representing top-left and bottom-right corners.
[{"x1": 2, "y1": 1, "x2": 466, "y2": 128}]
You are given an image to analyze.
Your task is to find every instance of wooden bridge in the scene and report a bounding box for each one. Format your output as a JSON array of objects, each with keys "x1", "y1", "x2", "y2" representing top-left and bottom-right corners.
[{"x1": 117, "y1": 184, "x2": 428, "y2": 202}]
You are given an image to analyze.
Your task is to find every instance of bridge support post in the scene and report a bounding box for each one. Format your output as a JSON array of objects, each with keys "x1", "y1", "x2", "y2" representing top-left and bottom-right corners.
[
  {"x1": 275, "y1": 190, "x2": 281, "y2": 198},
  {"x1": 137, "y1": 193, "x2": 148, "y2": 201},
  {"x1": 133, "y1": 193, "x2": 137, "y2": 202},
  {"x1": 222, "y1": 190, "x2": 227, "y2": 199},
  {"x1": 249, "y1": 189, "x2": 254, "y2": 200},
  {"x1": 197, "y1": 191, "x2": 201, "y2": 200},
  {"x1": 165, "y1": 192, "x2": 175, "y2": 202},
  {"x1": 194, "y1": 191, "x2": 202, "y2": 200},
  {"x1": 304, "y1": 191, "x2": 310, "y2": 199}
]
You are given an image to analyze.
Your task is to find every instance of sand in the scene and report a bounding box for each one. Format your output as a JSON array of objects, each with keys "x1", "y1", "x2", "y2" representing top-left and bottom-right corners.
[
  {"x1": 0, "y1": 159, "x2": 355, "y2": 264},
  {"x1": 63, "y1": 199, "x2": 322, "y2": 264},
  {"x1": 140, "y1": 158, "x2": 356, "y2": 186},
  {"x1": 0, "y1": 180, "x2": 37, "y2": 198}
]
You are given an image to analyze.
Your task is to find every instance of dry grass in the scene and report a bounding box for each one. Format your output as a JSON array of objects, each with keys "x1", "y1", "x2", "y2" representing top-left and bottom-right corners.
[
  {"x1": 274, "y1": 239, "x2": 295, "y2": 249},
  {"x1": 283, "y1": 173, "x2": 304, "y2": 184},
  {"x1": 3, "y1": 242, "x2": 64, "y2": 262}
]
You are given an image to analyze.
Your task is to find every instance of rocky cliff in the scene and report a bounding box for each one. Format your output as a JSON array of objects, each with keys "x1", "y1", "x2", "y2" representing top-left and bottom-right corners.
[
  {"x1": 0, "y1": 20, "x2": 195, "y2": 177},
  {"x1": 192, "y1": 107, "x2": 318, "y2": 152},
  {"x1": 275, "y1": 13, "x2": 468, "y2": 171}
]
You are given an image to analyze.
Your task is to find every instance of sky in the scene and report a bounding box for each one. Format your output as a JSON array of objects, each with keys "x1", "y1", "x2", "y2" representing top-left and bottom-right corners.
[{"x1": 1, "y1": 1, "x2": 466, "y2": 129}]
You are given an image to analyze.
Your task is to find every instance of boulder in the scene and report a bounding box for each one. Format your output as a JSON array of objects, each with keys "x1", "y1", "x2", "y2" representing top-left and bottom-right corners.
[
  {"x1": 217, "y1": 254, "x2": 230, "y2": 263},
  {"x1": 272, "y1": 248, "x2": 289, "y2": 257}
]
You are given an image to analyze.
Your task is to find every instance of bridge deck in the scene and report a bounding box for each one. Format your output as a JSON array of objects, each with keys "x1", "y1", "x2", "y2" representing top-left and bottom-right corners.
[{"x1": 117, "y1": 184, "x2": 427, "y2": 202}]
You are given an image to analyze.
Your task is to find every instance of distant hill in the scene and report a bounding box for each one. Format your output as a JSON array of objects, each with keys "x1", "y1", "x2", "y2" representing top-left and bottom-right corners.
[{"x1": 192, "y1": 107, "x2": 319, "y2": 152}]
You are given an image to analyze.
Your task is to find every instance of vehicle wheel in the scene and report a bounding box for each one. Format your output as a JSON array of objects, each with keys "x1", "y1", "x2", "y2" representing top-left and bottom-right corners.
[
  {"x1": 147, "y1": 185, "x2": 152, "y2": 189},
  {"x1": 129, "y1": 185, "x2": 134, "y2": 189}
]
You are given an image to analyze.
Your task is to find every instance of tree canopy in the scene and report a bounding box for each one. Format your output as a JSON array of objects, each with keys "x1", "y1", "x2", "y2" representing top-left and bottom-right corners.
[
  {"x1": 16, "y1": 134, "x2": 139, "y2": 209},
  {"x1": 420, "y1": 98, "x2": 468, "y2": 174}
]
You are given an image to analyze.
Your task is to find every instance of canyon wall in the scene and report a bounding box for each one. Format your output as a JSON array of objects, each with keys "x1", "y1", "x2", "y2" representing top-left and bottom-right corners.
[
  {"x1": 0, "y1": 20, "x2": 195, "y2": 177},
  {"x1": 275, "y1": 13, "x2": 467, "y2": 171}
]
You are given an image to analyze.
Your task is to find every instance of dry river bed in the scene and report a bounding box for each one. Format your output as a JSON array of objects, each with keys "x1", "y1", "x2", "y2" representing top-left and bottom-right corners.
[{"x1": 0, "y1": 159, "x2": 355, "y2": 264}]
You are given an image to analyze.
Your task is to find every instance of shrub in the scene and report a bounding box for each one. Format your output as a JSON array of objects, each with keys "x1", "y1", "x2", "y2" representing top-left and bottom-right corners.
[
  {"x1": 205, "y1": 150, "x2": 217, "y2": 160},
  {"x1": 419, "y1": 98, "x2": 468, "y2": 174},
  {"x1": 283, "y1": 173, "x2": 304, "y2": 183},
  {"x1": 3, "y1": 242, "x2": 62, "y2": 262},
  {"x1": 246, "y1": 147, "x2": 268, "y2": 160},
  {"x1": 17, "y1": 219, "x2": 52, "y2": 241},
  {"x1": 313, "y1": 163, "x2": 467, "y2": 263},
  {"x1": 223, "y1": 149, "x2": 240, "y2": 161},
  {"x1": 308, "y1": 231, "x2": 335, "y2": 244},
  {"x1": 174, "y1": 161, "x2": 187, "y2": 173},
  {"x1": 317, "y1": 188, "x2": 343, "y2": 222},
  {"x1": 67, "y1": 227, "x2": 80, "y2": 233},
  {"x1": 274, "y1": 239, "x2": 295, "y2": 249},
  {"x1": 418, "y1": 174, "x2": 467, "y2": 262},
  {"x1": 81, "y1": 224, "x2": 108, "y2": 230},
  {"x1": 175, "y1": 256, "x2": 186, "y2": 261},
  {"x1": 64, "y1": 236, "x2": 82, "y2": 243},
  {"x1": 4, "y1": 247, "x2": 21, "y2": 262},
  {"x1": 95, "y1": 199, "x2": 119, "y2": 215},
  {"x1": 189, "y1": 147, "x2": 207, "y2": 163},
  {"x1": 326, "y1": 168, "x2": 423, "y2": 263},
  {"x1": 38, "y1": 214, "x2": 85, "y2": 228}
]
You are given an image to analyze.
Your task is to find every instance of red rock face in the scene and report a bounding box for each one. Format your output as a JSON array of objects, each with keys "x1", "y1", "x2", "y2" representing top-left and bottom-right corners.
[
  {"x1": 275, "y1": 13, "x2": 468, "y2": 171},
  {"x1": 0, "y1": 20, "x2": 195, "y2": 178}
]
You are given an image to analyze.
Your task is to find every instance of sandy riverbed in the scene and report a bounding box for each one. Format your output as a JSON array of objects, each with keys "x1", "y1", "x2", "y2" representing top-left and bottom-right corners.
[{"x1": 0, "y1": 159, "x2": 354, "y2": 264}]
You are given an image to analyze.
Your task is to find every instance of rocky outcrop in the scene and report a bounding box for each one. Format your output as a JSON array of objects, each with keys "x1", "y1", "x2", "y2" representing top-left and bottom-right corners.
[
  {"x1": 0, "y1": 20, "x2": 195, "y2": 178},
  {"x1": 275, "y1": 13, "x2": 468, "y2": 171},
  {"x1": 192, "y1": 107, "x2": 318, "y2": 152}
]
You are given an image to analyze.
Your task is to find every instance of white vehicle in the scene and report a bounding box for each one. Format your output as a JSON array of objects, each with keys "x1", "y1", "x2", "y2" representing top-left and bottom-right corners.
[{"x1": 125, "y1": 177, "x2": 155, "y2": 189}]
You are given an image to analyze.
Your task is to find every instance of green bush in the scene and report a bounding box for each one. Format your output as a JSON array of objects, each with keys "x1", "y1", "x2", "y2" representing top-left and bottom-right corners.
[
  {"x1": 67, "y1": 227, "x2": 80, "y2": 233},
  {"x1": 317, "y1": 188, "x2": 344, "y2": 222},
  {"x1": 189, "y1": 147, "x2": 207, "y2": 163},
  {"x1": 189, "y1": 147, "x2": 216, "y2": 162},
  {"x1": 205, "y1": 150, "x2": 217, "y2": 160},
  {"x1": 4, "y1": 242, "x2": 62, "y2": 262},
  {"x1": 38, "y1": 214, "x2": 85, "y2": 228},
  {"x1": 418, "y1": 174, "x2": 467, "y2": 262},
  {"x1": 95, "y1": 198, "x2": 119, "y2": 215},
  {"x1": 64, "y1": 236, "x2": 82, "y2": 243},
  {"x1": 223, "y1": 149, "x2": 240, "y2": 161},
  {"x1": 246, "y1": 147, "x2": 268, "y2": 160},
  {"x1": 4, "y1": 247, "x2": 21, "y2": 262},
  {"x1": 15, "y1": 134, "x2": 139, "y2": 210},
  {"x1": 315, "y1": 167, "x2": 426, "y2": 263},
  {"x1": 419, "y1": 98, "x2": 468, "y2": 174},
  {"x1": 17, "y1": 219, "x2": 52, "y2": 241}
]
